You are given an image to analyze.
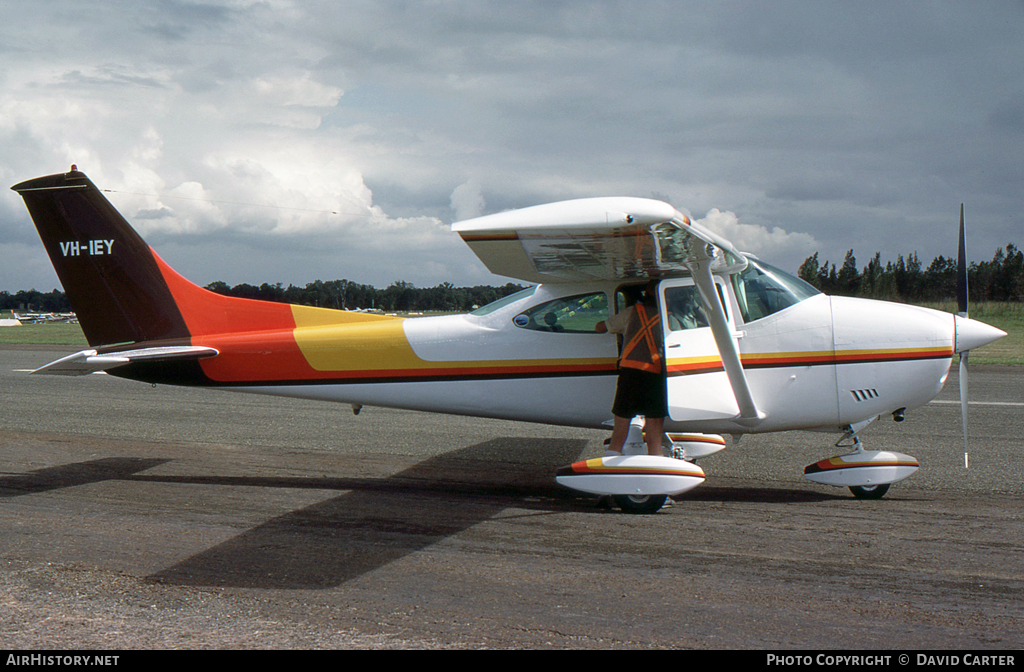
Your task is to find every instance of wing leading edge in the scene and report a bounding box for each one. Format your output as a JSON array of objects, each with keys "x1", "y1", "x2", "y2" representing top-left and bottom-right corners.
[{"x1": 453, "y1": 197, "x2": 746, "y2": 284}]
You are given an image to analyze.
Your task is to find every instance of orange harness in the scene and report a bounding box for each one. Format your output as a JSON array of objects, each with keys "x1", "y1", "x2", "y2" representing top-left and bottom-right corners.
[{"x1": 619, "y1": 302, "x2": 664, "y2": 374}]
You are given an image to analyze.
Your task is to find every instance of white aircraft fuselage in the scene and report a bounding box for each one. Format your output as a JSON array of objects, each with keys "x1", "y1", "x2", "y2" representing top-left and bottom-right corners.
[{"x1": 227, "y1": 280, "x2": 990, "y2": 436}]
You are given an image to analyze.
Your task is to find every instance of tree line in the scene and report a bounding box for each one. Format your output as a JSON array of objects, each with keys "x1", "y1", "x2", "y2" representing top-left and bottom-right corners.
[
  {"x1": 202, "y1": 279, "x2": 526, "y2": 313},
  {"x1": 0, "y1": 289, "x2": 71, "y2": 313},
  {"x1": 2, "y1": 279, "x2": 526, "y2": 314},
  {"x1": 798, "y1": 244, "x2": 1024, "y2": 303},
  {"x1": 6, "y1": 243, "x2": 1022, "y2": 313}
]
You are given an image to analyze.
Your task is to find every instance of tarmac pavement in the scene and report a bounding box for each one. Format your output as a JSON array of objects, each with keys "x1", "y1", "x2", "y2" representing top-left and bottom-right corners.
[{"x1": 1, "y1": 345, "x2": 1022, "y2": 649}]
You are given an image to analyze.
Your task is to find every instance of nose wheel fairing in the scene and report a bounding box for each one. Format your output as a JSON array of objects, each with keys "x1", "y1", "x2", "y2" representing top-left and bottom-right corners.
[
  {"x1": 803, "y1": 426, "x2": 919, "y2": 498},
  {"x1": 804, "y1": 449, "x2": 919, "y2": 489}
]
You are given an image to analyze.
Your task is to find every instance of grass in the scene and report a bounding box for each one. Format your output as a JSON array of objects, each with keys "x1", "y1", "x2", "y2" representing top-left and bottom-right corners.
[
  {"x1": 0, "y1": 313, "x2": 88, "y2": 346},
  {"x1": 2, "y1": 304, "x2": 1021, "y2": 365}
]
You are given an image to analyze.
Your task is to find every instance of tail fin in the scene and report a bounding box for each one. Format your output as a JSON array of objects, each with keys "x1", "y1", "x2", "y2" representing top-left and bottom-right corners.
[
  {"x1": 12, "y1": 169, "x2": 295, "y2": 347},
  {"x1": 13, "y1": 169, "x2": 191, "y2": 346}
]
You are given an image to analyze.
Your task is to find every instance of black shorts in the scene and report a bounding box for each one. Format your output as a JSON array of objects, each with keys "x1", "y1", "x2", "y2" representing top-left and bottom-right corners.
[{"x1": 611, "y1": 367, "x2": 668, "y2": 419}]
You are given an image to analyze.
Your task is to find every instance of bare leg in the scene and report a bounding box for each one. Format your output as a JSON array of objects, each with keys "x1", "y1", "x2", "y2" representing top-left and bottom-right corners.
[
  {"x1": 608, "y1": 415, "x2": 631, "y2": 453},
  {"x1": 644, "y1": 416, "x2": 664, "y2": 456}
]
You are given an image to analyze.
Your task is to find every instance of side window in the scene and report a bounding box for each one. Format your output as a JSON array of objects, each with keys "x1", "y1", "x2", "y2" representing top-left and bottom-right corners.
[
  {"x1": 664, "y1": 285, "x2": 709, "y2": 331},
  {"x1": 662, "y1": 282, "x2": 728, "y2": 331},
  {"x1": 513, "y1": 292, "x2": 609, "y2": 333}
]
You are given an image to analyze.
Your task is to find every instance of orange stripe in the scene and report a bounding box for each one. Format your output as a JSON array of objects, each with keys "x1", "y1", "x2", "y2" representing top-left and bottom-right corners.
[
  {"x1": 815, "y1": 456, "x2": 918, "y2": 469},
  {"x1": 461, "y1": 226, "x2": 656, "y2": 243},
  {"x1": 567, "y1": 462, "x2": 701, "y2": 477},
  {"x1": 667, "y1": 434, "x2": 726, "y2": 445},
  {"x1": 667, "y1": 346, "x2": 954, "y2": 375},
  {"x1": 459, "y1": 232, "x2": 519, "y2": 242}
]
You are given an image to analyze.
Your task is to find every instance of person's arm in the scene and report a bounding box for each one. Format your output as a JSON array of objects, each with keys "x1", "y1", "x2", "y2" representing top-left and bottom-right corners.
[{"x1": 599, "y1": 305, "x2": 632, "y2": 335}]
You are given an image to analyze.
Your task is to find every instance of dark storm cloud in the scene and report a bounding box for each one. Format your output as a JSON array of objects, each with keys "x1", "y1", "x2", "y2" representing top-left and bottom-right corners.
[{"x1": 2, "y1": 1, "x2": 1022, "y2": 292}]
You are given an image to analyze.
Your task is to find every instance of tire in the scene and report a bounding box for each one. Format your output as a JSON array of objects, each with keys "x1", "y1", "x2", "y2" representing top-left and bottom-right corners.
[
  {"x1": 613, "y1": 494, "x2": 668, "y2": 514},
  {"x1": 849, "y1": 483, "x2": 890, "y2": 500}
]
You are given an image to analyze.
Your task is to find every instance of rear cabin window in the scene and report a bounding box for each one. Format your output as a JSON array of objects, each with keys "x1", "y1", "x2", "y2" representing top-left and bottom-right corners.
[{"x1": 513, "y1": 292, "x2": 609, "y2": 333}]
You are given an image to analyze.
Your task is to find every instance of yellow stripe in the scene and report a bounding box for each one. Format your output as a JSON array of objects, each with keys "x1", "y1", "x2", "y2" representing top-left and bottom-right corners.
[
  {"x1": 290, "y1": 304, "x2": 398, "y2": 328},
  {"x1": 666, "y1": 355, "x2": 723, "y2": 368},
  {"x1": 293, "y1": 318, "x2": 426, "y2": 372},
  {"x1": 291, "y1": 313, "x2": 615, "y2": 374}
]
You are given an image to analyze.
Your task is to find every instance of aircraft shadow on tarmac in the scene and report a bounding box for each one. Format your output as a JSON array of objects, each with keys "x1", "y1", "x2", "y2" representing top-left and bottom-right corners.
[
  {"x1": 0, "y1": 442, "x2": 843, "y2": 590},
  {"x1": 138, "y1": 440, "x2": 844, "y2": 590},
  {"x1": 0, "y1": 457, "x2": 170, "y2": 497},
  {"x1": 144, "y1": 437, "x2": 588, "y2": 589}
]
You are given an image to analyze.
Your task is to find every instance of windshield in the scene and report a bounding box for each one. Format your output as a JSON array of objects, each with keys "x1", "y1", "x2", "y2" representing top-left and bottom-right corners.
[
  {"x1": 731, "y1": 259, "x2": 820, "y2": 323},
  {"x1": 470, "y1": 286, "x2": 538, "y2": 316}
]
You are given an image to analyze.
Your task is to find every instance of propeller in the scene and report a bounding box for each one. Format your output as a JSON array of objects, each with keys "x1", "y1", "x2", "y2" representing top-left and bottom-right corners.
[
  {"x1": 957, "y1": 204, "x2": 969, "y2": 469},
  {"x1": 952, "y1": 206, "x2": 1007, "y2": 469}
]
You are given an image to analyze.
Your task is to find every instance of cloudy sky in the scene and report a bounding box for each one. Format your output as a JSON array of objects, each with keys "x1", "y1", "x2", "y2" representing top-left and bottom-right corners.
[{"x1": 2, "y1": 1, "x2": 1022, "y2": 293}]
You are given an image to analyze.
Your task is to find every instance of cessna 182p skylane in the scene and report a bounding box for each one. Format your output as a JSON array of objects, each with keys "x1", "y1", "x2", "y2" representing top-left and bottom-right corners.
[{"x1": 13, "y1": 169, "x2": 1006, "y2": 513}]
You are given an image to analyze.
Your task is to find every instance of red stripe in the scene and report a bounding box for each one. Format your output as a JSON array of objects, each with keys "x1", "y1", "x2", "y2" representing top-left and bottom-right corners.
[{"x1": 668, "y1": 348, "x2": 954, "y2": 376}]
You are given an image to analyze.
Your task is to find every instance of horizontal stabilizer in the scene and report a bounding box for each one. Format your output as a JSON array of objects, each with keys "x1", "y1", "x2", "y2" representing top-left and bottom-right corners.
[{"x1": 31, "y1": 345, "x2": 219, "y2": 376}]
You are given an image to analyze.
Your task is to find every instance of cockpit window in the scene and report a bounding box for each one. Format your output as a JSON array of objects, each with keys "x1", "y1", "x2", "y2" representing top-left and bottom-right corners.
[
  {"x1": 470, "y1": 286, "x2": 538, "y2": 316},
  {"x1": 731, "y1": 259, "x2": 820, "y2": 323},
  {"x1": 513, "y1": 292, "x2": 609, "y2": 333}
]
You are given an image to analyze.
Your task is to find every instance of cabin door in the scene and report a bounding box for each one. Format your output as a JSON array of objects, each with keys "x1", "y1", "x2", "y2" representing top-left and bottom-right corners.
[{"x1": 659, "y1": 278, "x2": 741, "y2": 422}]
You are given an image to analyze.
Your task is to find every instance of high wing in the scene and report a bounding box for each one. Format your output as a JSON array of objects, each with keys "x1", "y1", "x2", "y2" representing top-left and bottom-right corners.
[
  {"x1": 454, "y1": 197, "x2": 763, "y2": 424},
  {"x1": 453, "y1": 197, "x2": 747, "y2": 284}
]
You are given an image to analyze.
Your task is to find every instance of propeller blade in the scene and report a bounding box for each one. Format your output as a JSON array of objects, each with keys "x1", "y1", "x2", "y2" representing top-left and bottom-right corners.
[
  {"x1": 957, "y1": 203, "x2": 968, "y2": 318},
  {"x1": 960, "y1": 351, "x2": 969, "y2": 469},
  {"x1": 957, "y1": 204, "x2": 969, "y2": 468}
]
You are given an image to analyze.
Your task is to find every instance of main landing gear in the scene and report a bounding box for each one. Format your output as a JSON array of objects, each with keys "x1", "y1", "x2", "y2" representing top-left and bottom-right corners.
[
  {"x1": 848, "y1": 483, "x2": 891, "y2": 500},
  {"x1": 556, "y1": 419, "x2": 712, "y2": 514},
  {"x1": 612, "y1": 494, "x2": 669, "y2": 515}
]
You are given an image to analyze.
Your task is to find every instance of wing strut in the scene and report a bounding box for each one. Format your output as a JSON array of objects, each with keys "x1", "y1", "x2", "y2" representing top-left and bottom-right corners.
[{"x1": 686, "y1": 244, "x2": 764, "y2": 426}]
